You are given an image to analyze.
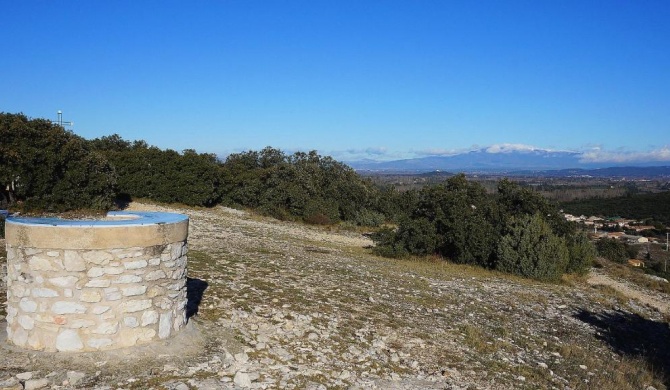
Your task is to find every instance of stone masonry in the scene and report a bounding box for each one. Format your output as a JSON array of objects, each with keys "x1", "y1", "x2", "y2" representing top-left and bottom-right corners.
[{"x1": 4, "y1": 211, "x2": 189, "y2": 352}]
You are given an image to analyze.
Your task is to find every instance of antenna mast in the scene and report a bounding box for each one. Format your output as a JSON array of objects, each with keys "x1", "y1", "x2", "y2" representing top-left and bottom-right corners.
[{"x1": 52, "y1": 110, "x2": 74, "y2": 129}]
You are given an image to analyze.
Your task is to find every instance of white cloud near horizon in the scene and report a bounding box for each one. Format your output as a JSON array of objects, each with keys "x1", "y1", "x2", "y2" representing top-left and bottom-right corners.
[
  {"x1": 217, "y1": 144, "x2": 670, "y2": 165},
  {"x1": 579, "y1": 146, "x2": 670, "y2": 163}
]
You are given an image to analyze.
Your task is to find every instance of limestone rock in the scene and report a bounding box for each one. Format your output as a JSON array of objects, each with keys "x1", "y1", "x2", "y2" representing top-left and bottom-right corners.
[{"x1": 56, "y1": 330, "x2": 84, "y2": 352}]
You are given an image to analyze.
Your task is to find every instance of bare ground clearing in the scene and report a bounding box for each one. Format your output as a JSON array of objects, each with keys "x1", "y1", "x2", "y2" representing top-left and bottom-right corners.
[{"x1": 1, "y1": 202, "x2": 669, "y2": 389}]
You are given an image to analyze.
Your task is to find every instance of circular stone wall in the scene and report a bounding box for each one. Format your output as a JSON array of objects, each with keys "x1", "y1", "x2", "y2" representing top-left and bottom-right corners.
[{"x1": 4, "y1": 211, "x2": 189, "y2": 352}]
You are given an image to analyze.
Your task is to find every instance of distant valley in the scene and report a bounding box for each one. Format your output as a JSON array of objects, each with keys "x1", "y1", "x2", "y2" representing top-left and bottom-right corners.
[{"x1": 347, "y1": 148, "x2": 670, "y2": 178}]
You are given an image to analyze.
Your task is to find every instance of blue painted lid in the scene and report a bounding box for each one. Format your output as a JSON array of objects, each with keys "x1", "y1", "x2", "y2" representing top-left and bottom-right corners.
[{"x1": 5, "y1": 211, "x2": 188, "y2": 227}]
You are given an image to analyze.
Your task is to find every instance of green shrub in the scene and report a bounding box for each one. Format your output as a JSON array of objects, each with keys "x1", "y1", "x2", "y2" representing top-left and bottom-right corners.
[
  {"x1": 596, "y1": 238, "x2": 629, "y2": 263},
  {"x1": 353, "y1": 209, "x2": 386, "y2": 227},
  {"x1": 0, "y1": 113, "x2": 116, "y2": 211},
  {"x1": 495, "y1": 213, "x2": 569, "y2": 282},
  {"x1": 565, "y1": 231, "x2": 597, "y2": 275}
]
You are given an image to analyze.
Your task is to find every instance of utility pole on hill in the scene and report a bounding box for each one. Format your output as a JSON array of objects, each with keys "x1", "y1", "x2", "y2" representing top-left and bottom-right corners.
[{"x1": 51, "y1": 110, "x2": 74, "y2": 129}]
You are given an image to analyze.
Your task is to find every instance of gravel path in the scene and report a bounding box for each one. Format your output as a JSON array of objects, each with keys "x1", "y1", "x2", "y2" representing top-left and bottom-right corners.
[{"x1": 587, "y1": 268, "x2": 670, "y2": 315}]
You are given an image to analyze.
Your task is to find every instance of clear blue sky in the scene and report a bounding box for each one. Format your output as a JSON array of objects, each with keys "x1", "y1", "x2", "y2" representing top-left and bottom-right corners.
[{"x1": 2, "y1": 1, "x2": 669, "y2": 163}]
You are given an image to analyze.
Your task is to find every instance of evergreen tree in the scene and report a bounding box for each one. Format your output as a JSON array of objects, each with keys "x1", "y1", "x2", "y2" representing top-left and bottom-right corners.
[{"x1": 496, "y1": 213, "x2": 569, "y2": 282}]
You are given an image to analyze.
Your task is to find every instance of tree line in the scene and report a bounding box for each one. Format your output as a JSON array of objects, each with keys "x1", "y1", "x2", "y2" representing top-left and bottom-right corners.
[
  {"x1": 561, "y1": 191, "x2": 670, "y2": 227},
  {"x1": 1, "y1": 112, "x2": 596, "y2": 281}
]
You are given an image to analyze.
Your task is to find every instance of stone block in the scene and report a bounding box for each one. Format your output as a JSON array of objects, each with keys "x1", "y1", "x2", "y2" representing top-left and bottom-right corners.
[
  {"x1": 18, "y1": 315, "x2": 35, "y2": 330},
  {"x1": 141, "y1": 310, "x2": 159, "y2": 326},
  {"x1": 80, "y1": 290, "x2": 102, "y2": 303},
  {"x1": 56, "y1": 330, "x2": 84, "y2": 352},
  {"x1": 32, "y1": 288, "x2": 59, "y2": 298},
  {"x1": 63, "y1": 251, "x2": 86, "y2": 271},
  {"x1": 92, "y1": 321, "x2": 119, "y2": 335},
  {"x1": 145, "y1": 270, "x2": 167, "y2": 281},
  {"x1": 120, "y1": 299, "x2": 152, "y2": 313},
  {"x1": 122, "y1": 285, "x2": 147, "y2": 296},
  {"x1": 124, "y1": 316, "x2": 139, "y2": 327},
  {"x1": 19, "y1": 298, "x2": 38, "y2": 313},
  {"x1": 49, "y1": 276, "x2": 79, "y2": 288},
  {"x1": 85, "y1": 279, "x2": 111, "y2": 288},
  {"x1": 83, "y1": 250, "x2": 113, "y2": 265},
  {"x1": 159, "y1": 312, "x2": 173, "y2": 339},
  {"x1": 103, "y1": 266, "x2": 124, "y2": 275},
  {"x1": 87, "y1": 267, "x2": 105, "y2": 278},
  {"x1": 123, "y1": 259, "x2": 148, "y2": 270},
  {"x1": 28, "y1": 256, "x2": 56, "y2": 271},
  {"x1": 51, "y1": 301, "x2": 86, "y2": 314},
  {"x1": 112, "y1": 274, "x2": 142, "y2": 284}
]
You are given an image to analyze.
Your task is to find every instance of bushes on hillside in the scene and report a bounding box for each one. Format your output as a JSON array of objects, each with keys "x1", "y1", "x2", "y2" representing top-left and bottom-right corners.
[
  {"x1": 372, "y1": 175, "x2": 595, "y2": 281},
  {"x1": 496, "y1": 213, "x2": 569, "y2": 281},
  {"x1": 595, "y1": 238, "x2": 629, "y2": 263},
  {"x1": 0, "y1": 112, "x2": 116, "y2": 211},
  {"x1": 89, "y1": 135, "x2": 224, "y2": 207},
  {"x1": 220, "y1": 147, "x2": 383, "y2": 225}
]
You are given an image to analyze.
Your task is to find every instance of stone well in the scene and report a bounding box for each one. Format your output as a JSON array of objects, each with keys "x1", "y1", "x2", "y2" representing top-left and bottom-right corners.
[{"x1": 4, "y1": 211, "x2": 189, "y2": 352}]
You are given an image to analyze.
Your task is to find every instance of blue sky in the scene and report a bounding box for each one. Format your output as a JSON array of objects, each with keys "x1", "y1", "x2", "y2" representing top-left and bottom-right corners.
[{"x1": 2, "y1": 1, "x2": 669, "y2": 163}]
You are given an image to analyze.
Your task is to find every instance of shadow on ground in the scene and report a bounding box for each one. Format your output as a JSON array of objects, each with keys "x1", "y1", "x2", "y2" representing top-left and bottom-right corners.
[
  {"x1": 186, "y1": 277, "x2": 208, "y2": 320},
  {"x1": 574, "y1": 309, "x2": 670, "y2": 385}
]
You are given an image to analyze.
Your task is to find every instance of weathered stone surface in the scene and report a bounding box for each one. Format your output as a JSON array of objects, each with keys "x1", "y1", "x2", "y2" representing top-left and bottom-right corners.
[
  {"x1": 124, "y1": 259, "x2": 148, "y2": 269},
  {"x1": 28, "y1": 256, "x2": 55, "y2": 271},
  {"x1": 55, "y1": 330, "x2": 84, "y2": 352},
  {"x1": 145, "y1": 270, "x2": 167, "y2": 281},
  {"x1": 49, "y1": 276, "x2": 78, "y2": 288},
  {"x1": 91, "y1": 305, "x2": 111, "y2": 315},
  {"x1": 10, "y1": 284, "x2": 29, "y2": 298},
  {"x1": 32, "y1": 287, "x2": 59, "y2": 298},
  {"x1": 159, "y1": 312, "x2": 173, "y2": 339},
  {"x1": 80, "y1": 290, "x2": 102, "y2": 303},
  {"x1": 18, "y1": 315, "x2": 35, "y2": 330},
  {"x1": 83, "y1": 250, "x2": 113, "y2": 265},
  {"x1": 104, "y1": 287, "x2": 122, "y2": 301},
  {"x1": 66, "y1": 371, "x2": 86, "y2": 386},
  {"x1": 124, "y1": 316, "x2": 139, "y2": 327},
  {"x1": 85, "y1": 279, "x2": 111, "y2": 288},
  {"x1": 24, "y1": 378, "x2": 49, "y2": 390},
  {"x1": 63, "y1": 251, "x2": 86, "y2": 271},
  {"x1": 120, "y1": 299, "x2": 153, "y2": 313},
  {"x1": 87, "y1": 267, "x2": 105, "y2": 278},
  {"x1": 141, "y1": 310, "x2": 159, "y2": 326},
  {"x1": 103, "y1": 266, "x2": 124, "y2": 275},
  {"x1": 19, "y1": 298, "x2": 38, "y2": 313},
  {"x1": 92, "y1": 321, "x2": 119, "y2": 335},
  {"x1": 51, "y1": 301, "x2": 86, "y2": 314},
  {"x1": 113, "y1": 274, "x2": 142, "y2": 284},
  {"x1": 234, "y1": 371, "x2": 252, "y2": 388},
  {"x1": 122, "y1": 285, "x2": 147, "y2": 296},
  {"x1": 147, "y1": 286, "x2": 165, "y2": 298}
]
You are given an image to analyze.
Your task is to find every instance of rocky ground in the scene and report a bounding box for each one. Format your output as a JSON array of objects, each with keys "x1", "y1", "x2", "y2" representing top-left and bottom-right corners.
[{"x1": 1, "y1": 202, "x2": 670, "y2": 389}]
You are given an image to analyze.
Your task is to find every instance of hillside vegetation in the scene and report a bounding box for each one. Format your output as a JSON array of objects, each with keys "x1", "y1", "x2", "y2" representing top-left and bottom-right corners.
[
  {"x1": 1, "y1": 112, "x2": 593, "y2": 282},
  {"x1": 561, "y1": 191, "x2": 670, "y2": 226}
]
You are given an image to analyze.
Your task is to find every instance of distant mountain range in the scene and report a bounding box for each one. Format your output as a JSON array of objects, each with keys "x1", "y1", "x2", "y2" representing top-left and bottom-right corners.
[{"x1": 346, "y1": 148, "x2": 670, "y2": 177}]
